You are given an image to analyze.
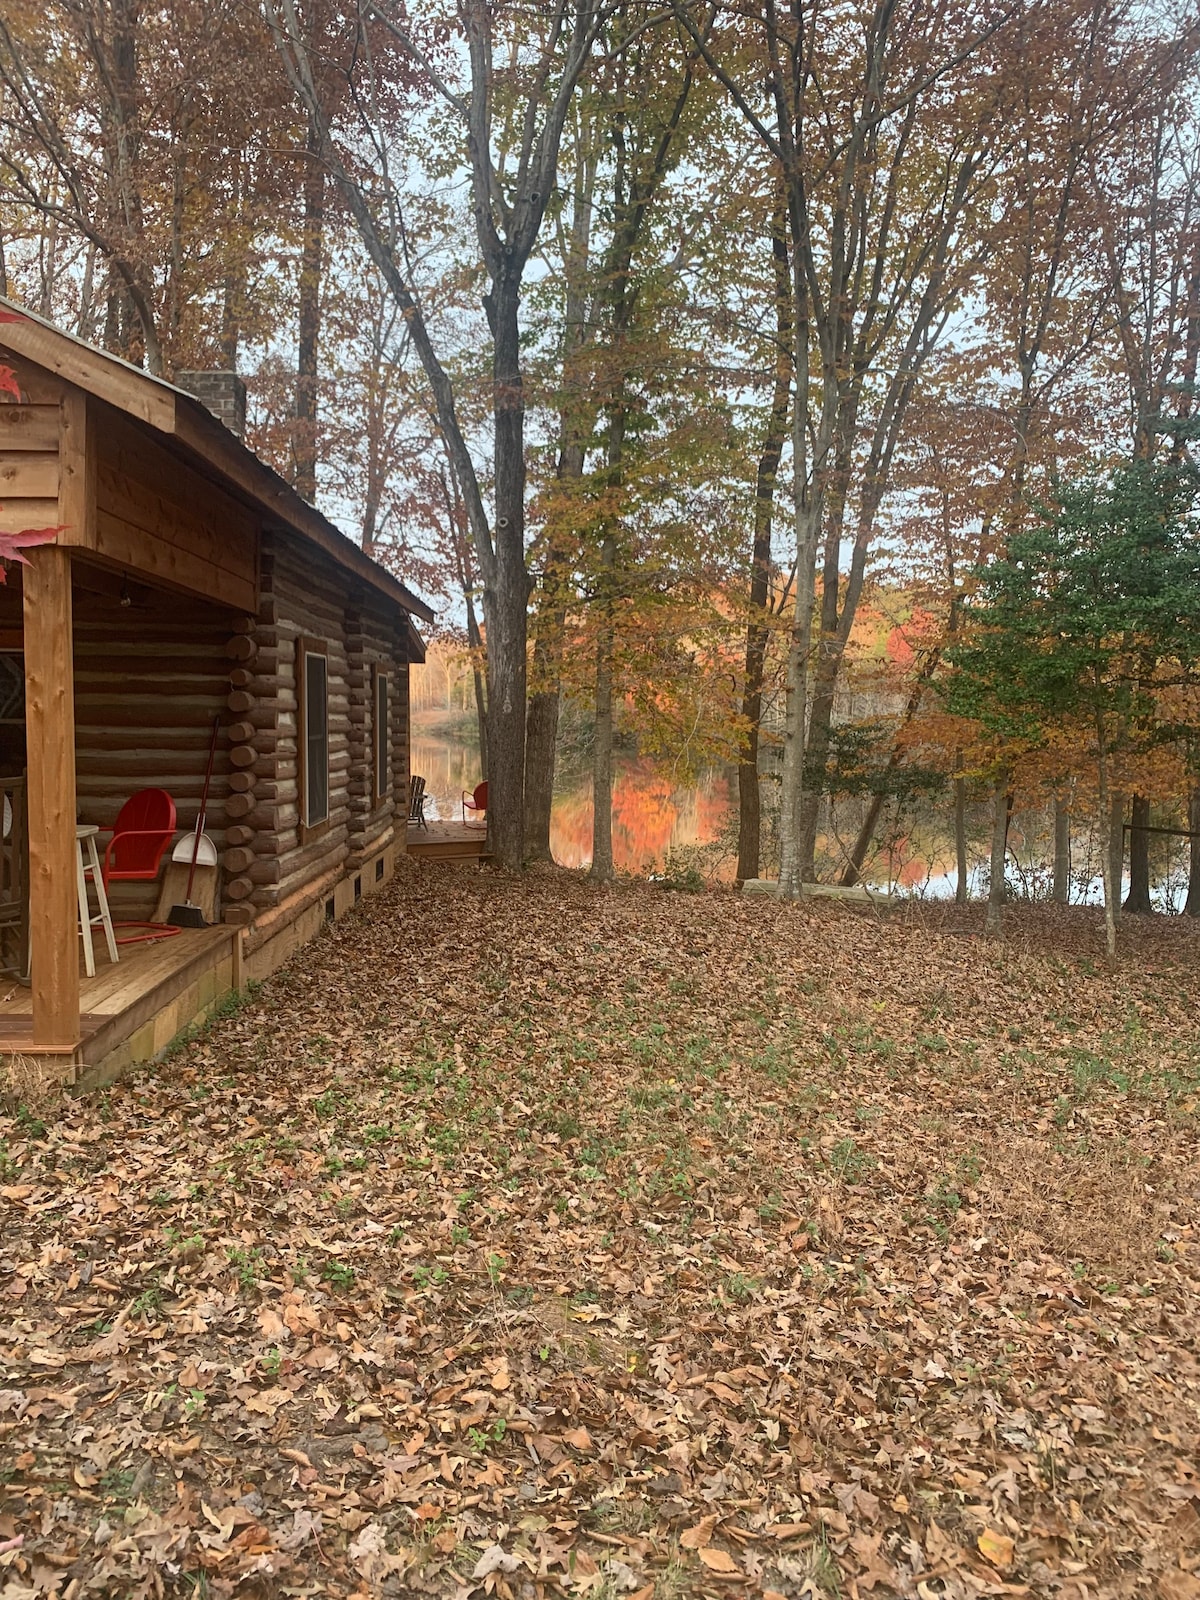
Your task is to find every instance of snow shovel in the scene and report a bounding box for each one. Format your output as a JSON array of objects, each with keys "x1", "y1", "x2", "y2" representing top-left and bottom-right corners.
[{"x1": 167, "y1": 716, "x2": 220, "y2": 928}]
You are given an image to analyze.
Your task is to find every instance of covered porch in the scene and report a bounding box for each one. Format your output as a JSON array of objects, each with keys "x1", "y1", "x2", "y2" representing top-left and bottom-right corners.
[{"x1": 0, "y1": 545, "x2": 246, "y2": 1074}]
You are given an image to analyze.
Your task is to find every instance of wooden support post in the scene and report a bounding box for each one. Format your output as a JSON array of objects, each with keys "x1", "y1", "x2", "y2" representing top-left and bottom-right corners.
[{"x1": 24, "y1": 545, "x2": 80, "y2": 1049}]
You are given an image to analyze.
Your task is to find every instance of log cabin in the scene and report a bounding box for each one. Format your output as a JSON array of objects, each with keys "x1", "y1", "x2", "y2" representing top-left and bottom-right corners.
[{"x1": 0, "y1": 299, "x2": 434, "y2": 1085}]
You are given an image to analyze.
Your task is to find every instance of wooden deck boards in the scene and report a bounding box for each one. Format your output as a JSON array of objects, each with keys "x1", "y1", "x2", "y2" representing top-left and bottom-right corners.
[
  {"x1": 0, "y1": 924, "x2": 237, "y2": 1065},
  {"x1": 407, "y1": 820, "x2": 489, "y2": 861}
]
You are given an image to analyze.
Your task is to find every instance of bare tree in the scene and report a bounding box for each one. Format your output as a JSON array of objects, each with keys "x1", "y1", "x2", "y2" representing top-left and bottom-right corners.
[{"x1": 268, "y1": 0, "x2": 616, "y2": 869}]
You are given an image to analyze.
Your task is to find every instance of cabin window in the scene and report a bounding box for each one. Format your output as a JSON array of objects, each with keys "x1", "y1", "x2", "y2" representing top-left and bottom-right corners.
[
  {"x1": 298, "y1": 638, "x2": 329, "y2": 835},
  {"x1": 372, "y1": 665, "x2": 389, "y2": 805}
]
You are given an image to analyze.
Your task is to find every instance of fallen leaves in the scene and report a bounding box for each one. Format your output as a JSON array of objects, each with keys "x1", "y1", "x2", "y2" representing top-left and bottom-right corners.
[
  {"x1": 697, "y1": 1546, "x2": 741, "y2": 1574},
  {"x1": 0, "y1": 870, "x2": 1197, "y2": 1598},
  {"x1": 977, "y1": 1526, "x2": 1016, "y2": 1569}
]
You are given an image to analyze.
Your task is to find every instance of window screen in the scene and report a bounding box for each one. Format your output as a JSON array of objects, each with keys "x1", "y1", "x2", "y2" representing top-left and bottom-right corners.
[
  {"x1": 374, "y1": 669, "x2": 389, "y2": 803},
  {"x1": 303, "y1": 648, "x2": 329, "y2": 827}
]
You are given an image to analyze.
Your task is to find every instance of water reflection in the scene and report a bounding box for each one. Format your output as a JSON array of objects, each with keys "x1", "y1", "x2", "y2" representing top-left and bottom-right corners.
[
  {"x1": 411, "y1": 717, "x2": 733, "y2": 874},
  {"x1": 411, "y1": 715, "x2": 1190, "y2": 905}
]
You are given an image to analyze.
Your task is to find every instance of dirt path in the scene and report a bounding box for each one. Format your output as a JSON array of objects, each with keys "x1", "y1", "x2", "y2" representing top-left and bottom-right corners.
[{"x1": 2, "y1": 865, "x2": 1198, "y2": 1598}]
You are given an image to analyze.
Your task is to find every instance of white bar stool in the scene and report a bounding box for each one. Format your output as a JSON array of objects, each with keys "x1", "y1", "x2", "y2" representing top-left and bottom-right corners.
[{"x1": 76, "y1": 824, "x2": 119, "y2": 977}]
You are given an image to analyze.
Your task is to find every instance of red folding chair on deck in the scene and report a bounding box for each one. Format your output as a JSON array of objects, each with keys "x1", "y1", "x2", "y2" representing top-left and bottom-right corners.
[
  {"x1": 462, "y1": 781, "x2": 488, "y2": 829},
  {"x1": 102, "y1": 788, "x2": 180, "y2": 943}
]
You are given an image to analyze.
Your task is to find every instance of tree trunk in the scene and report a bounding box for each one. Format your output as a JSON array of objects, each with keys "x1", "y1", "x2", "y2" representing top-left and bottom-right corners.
[
  {"x1": 525, "y1": 457, "x2": 583, "y2": 861},
  {"x1": 738, "y1": 205, "x2": 791, "y2": 883},
  {"x1": 295, "y1": 110, "x2": 324, "y2": 502},
  {"x1": 591, "y1": 535, "x2": 616, "y2": 883},
  {"x1": 1109, "y1": 790, "x2": 1126, "y2": 927},
  {"x1": 482, "y1": 277, "x2": 532, "y2": 871},
  {"x1": 842, "y1": 790, "x2": 885, "y2": 888},
  {"x1": 984, "y1": 776, "x2": 1010, "y2": 937},
  {"x1": 955, "y1": 772, "x2": 969, "y2": 903},
  {"x1": 840, "y1": 656, "x2": 941, "y2": 888},
  {"x1": 1096, "y1": 757, "x2": 1121, "y2": 961},
  {"x1": 1053, "y1": 797, "x2": 1071, "y2": 904},
  {"x1": 524, "y1": 139, "x2": 596, "y2": 864},
  {"x1": 1186, "y1": 783, "x2": 1200, "y2": 915},
  {"x1": 1124, "y1": 793, "x2": 1152, "y2": 913},
  {"x1": 465, "y1": 591, "x2": 488, "y2": 781},
  {"x1": 523, "y1": 683, "x2": 559, "y2": 859}
]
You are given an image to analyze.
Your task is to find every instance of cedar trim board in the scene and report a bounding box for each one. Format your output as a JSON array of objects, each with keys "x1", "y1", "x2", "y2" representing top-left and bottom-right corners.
[
  {"x1": 0, "y1": 321, "x2": 175, "y2": 431},
  {"x1": 0, "y1": 1015, "x2": 102, "y2": 1050},
  {"x1": 0, "y1": 297, "x2": 434, "y2": 626}
]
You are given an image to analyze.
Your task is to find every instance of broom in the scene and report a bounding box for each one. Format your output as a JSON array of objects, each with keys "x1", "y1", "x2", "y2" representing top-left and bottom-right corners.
[{"x1": 167, "y1": 716, "x2": 220, "y2": 928}]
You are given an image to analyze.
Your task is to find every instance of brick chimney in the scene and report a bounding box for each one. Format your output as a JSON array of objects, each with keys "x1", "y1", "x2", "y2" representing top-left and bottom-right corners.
[{"x1": 176, "y1": 370, "x2": 247, "y2": 440}]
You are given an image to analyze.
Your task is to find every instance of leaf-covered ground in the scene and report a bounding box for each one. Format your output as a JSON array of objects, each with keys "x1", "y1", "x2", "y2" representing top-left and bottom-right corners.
[{"x1": 2, "y1": 863, "x2": 1199, "y2": 1600}]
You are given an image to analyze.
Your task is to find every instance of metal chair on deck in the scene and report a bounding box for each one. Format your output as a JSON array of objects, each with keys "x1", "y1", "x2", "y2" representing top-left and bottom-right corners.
[
  {"x1": 102, "y1": 788, "x2": 178, "y2": 890},
  {"x1": 462, "y1": 780, "x2": 488, "y2": 829}
]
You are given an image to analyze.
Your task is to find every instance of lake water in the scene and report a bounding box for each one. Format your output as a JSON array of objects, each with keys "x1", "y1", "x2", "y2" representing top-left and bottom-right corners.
[
  {"x1": 411, "y1": 714, "x2": 1191, "y2": 905},
  {"x1": 412, "y1": 716, "x2": 735, "y2": 875}
]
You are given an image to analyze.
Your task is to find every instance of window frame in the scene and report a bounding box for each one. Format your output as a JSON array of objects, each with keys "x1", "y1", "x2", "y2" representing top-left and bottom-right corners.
[
  {"x1": 371, "y1": 663, "x2": 390, "y2": 808},
  {"x1": 297, "y1": 635, "x2": 330, "y2": 841}
]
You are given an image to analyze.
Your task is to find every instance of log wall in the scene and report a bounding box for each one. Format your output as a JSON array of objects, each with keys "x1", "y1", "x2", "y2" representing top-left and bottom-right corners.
[
  {"x1": 73, "y1": 582, "x2": 235, "y2": 922},
  {"x1": 224, "y1": 528, "x2": 412, "y2": 940}
]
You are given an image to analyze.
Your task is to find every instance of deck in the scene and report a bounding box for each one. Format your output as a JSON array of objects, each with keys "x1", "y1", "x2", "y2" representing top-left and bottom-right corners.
[
  {"x1": 0, "y1": 923, "x2": 239, "y2": 1079},
  {"x1": 407, "y1": 820, "x2": 489, "y2": 862}
]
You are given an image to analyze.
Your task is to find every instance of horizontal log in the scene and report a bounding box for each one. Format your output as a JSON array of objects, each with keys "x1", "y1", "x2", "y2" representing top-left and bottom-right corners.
[
  {"x1": 227, "y1": 690, "x2": 254, "y2": 714},
  {"x1": 275, "y1": 841, "x2": 350, "y2": 902},
  {"x1": 226, "y1": 636, "x2": 257, "y2": 663},
  {"x1": 229, "y1": 668, "x2": 281, "y2": 697},
  {"x1": 223, "y1": 804, "x2": 277, "y2": 831},
  {"x1": 230, "y1": 745, "x2": 257, "y2": 770},
  {"x1": 226, "y1": 792, "x2": 255, "y2": 818},
  {"x1": 223, "y1": 846, "x2": 256, "y2": 874},
  {"x1": 228, "y1": 771, "x2": 256, "y2": 794},
  {"x1": 231, "y1": 615, "x2": 257, "y2": 636},
  {"x1": 222, "y1": 904, "x2": 255, "y2": 926},
  {"x1": 227, "y1": 720, "x2": 255, "y2": 745},
  {"x1": 225, "y1": 876, "x2": 254, "y2": 901},
  {"x1": 225, "y1": 825, "x2": 256, "y2": 847},
  {"x1": 246, "y1": 859, "x2": 281, "y2": 886}
]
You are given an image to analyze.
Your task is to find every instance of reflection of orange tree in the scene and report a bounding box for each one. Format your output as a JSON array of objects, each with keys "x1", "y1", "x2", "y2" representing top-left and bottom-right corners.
[{"x1": 549, "y1": 756, "x2": 733, "y2": 873}]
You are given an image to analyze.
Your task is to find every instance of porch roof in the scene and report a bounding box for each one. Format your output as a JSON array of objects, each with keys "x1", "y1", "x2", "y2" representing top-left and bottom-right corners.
[{"x1": 0, "y1": 297, "x2": 436, "y2": 627}]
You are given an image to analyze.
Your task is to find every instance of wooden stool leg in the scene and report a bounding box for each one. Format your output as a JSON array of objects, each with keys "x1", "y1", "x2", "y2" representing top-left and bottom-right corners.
[
  {"x1": 87, "y1": 835, "x2": 119, "y2": 965},
  {"x1": 75, "y1": 838, "x2": 95, "y2": 979}
]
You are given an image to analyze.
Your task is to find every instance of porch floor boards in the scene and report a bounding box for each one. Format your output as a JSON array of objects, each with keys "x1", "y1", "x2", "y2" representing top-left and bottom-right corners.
[
  {"x1": 407, "y1": 820, "x2": 489, "y2": 862},
  {"x1": 0, "y1": 925, "x2": 236, "y2": 1063}
]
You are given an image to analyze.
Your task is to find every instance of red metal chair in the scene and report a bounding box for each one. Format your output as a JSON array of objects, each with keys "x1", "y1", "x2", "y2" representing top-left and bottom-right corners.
[
  {"x1": 102, "y1": 788, "x2": 177, "y2": 889},
  {"x1": 462, "y1": 780, "x2": 488, "y2": 829}
]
